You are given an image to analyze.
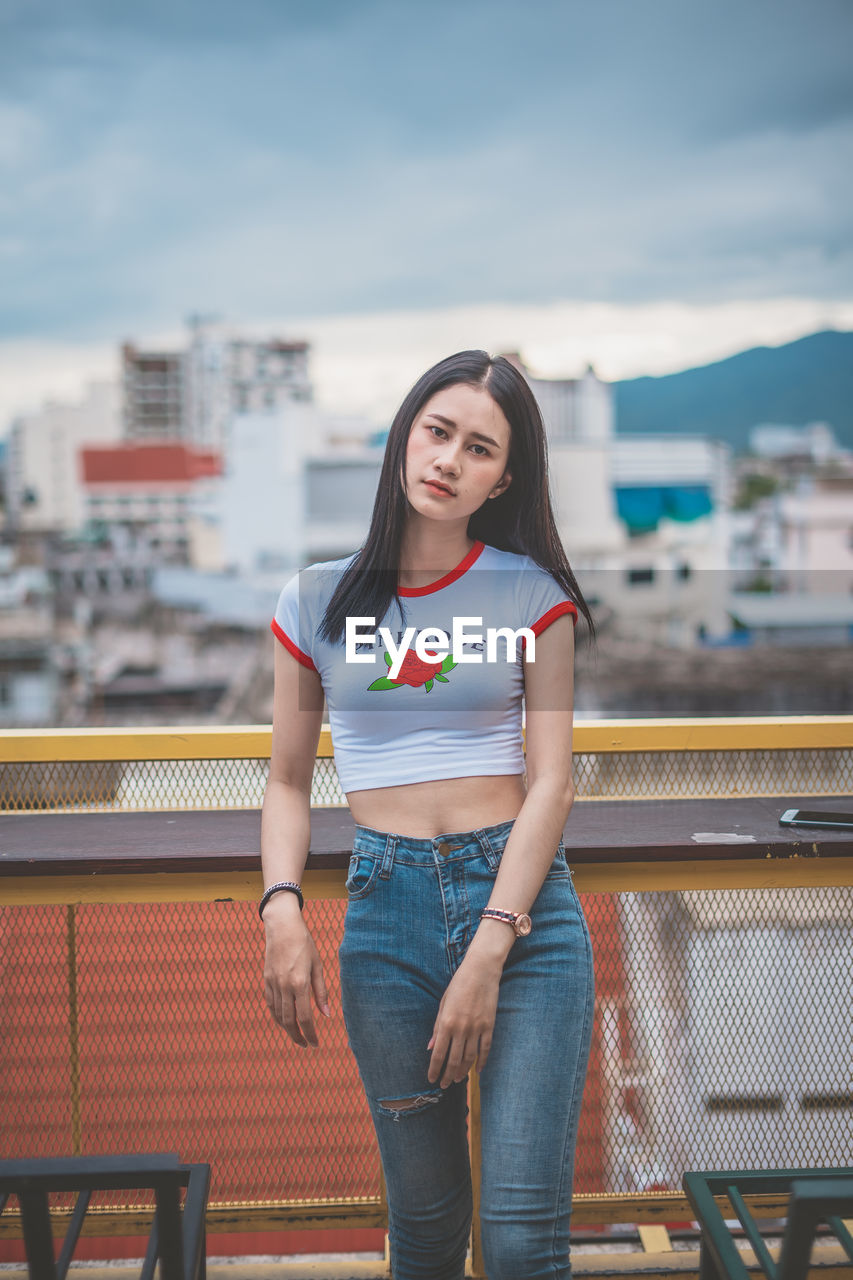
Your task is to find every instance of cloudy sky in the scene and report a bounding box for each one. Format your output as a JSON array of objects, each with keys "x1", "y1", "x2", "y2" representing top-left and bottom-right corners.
[{"x1": 1, "y1": 0, "x2": 852, "y2": 427}]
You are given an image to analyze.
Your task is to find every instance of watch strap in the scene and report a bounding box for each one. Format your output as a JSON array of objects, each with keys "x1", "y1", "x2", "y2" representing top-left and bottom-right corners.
[{"x1": 480, "y1": 907, "x2": 531, "y2": 936}]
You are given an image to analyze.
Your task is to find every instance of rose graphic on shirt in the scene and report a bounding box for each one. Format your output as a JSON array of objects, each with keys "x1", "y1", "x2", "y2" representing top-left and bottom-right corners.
[{"x1": 367, "y1": 649, "x2": 457, "y2": 693}]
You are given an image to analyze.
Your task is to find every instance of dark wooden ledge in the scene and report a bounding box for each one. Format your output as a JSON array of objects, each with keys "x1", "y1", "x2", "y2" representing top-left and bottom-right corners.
[{"x1": 2, "y1": 795, "x2": 852, "y2": 878}]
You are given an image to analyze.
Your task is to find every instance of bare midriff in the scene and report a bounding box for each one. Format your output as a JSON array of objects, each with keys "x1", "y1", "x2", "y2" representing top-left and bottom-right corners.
[{"x1": 346, "y1": 773, "x2": 527, "y2": 840}]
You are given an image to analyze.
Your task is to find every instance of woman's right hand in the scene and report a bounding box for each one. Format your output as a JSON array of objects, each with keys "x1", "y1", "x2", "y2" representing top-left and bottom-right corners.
[{"x1": 262, "y1": 894, "x2": 330, "y2": 1047}]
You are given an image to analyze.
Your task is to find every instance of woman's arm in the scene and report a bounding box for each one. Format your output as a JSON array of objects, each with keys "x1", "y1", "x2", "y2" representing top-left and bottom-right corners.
[
  {"x1": 426, "y1": 612, "x2": 575, "y2": 1086},
  {"x1": 261, "y1": 641, "x2": 328, "y2": 1048}
]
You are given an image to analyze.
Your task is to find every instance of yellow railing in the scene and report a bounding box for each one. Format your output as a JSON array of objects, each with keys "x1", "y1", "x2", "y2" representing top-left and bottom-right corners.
[
  {"x1": 4, "y1": 715, "x2": 852, "y2": 759},
  {"x1": 2, "y1": 715, "x2": 852, "y2": 813}
]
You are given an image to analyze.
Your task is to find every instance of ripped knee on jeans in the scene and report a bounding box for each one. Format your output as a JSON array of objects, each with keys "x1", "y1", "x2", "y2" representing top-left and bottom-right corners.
[{"x1": 376, "y1": 1089, "x2": 442, "y2": 1121}]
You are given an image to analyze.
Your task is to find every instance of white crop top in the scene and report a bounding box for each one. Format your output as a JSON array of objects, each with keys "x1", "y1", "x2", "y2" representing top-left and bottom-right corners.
[{"x1": 271, "y1": 540, "x2": 577, "y2": 793}]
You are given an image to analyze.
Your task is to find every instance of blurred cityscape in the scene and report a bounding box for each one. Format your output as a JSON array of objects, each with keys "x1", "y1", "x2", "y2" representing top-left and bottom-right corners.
[{"x1": 1, "y1": 318, "x2": 852, "y2": 729}]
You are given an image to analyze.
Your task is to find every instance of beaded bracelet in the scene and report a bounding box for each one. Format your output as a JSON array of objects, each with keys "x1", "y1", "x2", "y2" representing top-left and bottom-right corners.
[{"x1": 258, "y1": 880, "x2": 304, "y2": 919}]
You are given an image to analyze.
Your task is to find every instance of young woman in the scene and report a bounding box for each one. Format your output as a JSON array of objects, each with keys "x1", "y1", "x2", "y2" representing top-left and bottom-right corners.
[{"x1": 261, "y1": 350, "x2": 596, "y2": 1280}]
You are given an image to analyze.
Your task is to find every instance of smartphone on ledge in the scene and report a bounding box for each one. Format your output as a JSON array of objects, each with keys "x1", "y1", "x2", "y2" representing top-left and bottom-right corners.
[{"x1": 779, "y1": 808, "x2": 853, "y2": 830}]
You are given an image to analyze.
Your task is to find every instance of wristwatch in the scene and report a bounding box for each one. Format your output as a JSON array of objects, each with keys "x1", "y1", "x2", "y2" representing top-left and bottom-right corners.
[{"x1": 480, "y1": 907, "x2": 532, "y2": 937}]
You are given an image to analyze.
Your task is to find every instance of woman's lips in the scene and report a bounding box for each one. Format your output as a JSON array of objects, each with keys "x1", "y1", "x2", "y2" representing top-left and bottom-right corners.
[{"x1": 424, "y1": 480, "x2": 454, "y2": 496}]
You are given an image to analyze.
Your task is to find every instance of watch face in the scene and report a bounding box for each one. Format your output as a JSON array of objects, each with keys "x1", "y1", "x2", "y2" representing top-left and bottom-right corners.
[{"x1": 515, "y1": 913, "x2": 532, "y2": 937}]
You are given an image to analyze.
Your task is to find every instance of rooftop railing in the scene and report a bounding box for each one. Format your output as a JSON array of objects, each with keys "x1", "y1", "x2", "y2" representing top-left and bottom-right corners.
[{"x1": 2, "y1": 717, "x2": 852, "y2": 1274}]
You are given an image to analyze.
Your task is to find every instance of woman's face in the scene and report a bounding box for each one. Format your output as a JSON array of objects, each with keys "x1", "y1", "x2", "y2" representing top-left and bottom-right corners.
[{"x1": 404, "y1": 383, "x2": 512, "y2": 523}]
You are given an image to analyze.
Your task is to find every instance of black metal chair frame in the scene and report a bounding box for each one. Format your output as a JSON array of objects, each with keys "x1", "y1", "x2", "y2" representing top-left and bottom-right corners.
[
  {"x1": 0, "y1": 1153, "x2": 210, "y2": 1280},
  {"x1": 682, "y1": 1167, "x2": 853, "y2": 1280}
]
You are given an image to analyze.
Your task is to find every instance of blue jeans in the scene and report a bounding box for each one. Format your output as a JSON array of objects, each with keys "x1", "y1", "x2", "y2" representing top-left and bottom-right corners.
[{"x1": 338, "y1": 819, "x2": 595, "y2": 1280}]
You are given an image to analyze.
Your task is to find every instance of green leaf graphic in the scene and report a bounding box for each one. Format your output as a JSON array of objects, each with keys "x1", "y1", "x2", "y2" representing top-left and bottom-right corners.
[
  {"x1": 367, "y1": 677, "x2": 403, "y2": 691},
  {"x1": 383, "y1": 651, "x2": 392, "y2": 667},
  {"x1": 440, "y1": 656, "x2": 457, "y2": 673},
  {"x1": 424, "y1": 679, "x2": 434, "y2": 692},
  {"x1": 434, "y1": 673, "x2": 449, "y2": 683}
]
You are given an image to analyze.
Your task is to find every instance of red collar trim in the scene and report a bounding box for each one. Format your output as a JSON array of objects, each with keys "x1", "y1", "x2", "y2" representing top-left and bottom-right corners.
[{"x1": 398, "y1": 540, "x2": 485, "y2": 596}]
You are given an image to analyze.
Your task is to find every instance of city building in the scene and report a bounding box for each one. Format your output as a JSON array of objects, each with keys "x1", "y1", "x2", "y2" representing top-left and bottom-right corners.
[
  {"x1": 515, "y1": 360, "x2": 625, "y2": 560},
  {"x1": 80, "y1": 441, "x2": 223, "y2": 567},
  {"x1": 730, "y1": 464, "x2": 853, "y2": 598},
  {"x1": 214, "y1": 354, "x2": 731, "y2": 646},
  {"x1": 303, "y1": 452, "x2": 383, "y2": 563},
  {"x1": 219, "y1": 400, "x2": 379, "y2": 575},
  {"x1": 185, "y1": 319, "x2": 311, "y2": 452},
  {"x1": 776, "y1": 481, "x2": 853, "y2": 593},
  {"x1": 738, "y1": 480, "x2": 853, "y2": 592},
  {"x1": 0, "y1": 549, "x2": 58, "y2": 726},
  {"x1": 5, "y1": 381, "x2": 122, "y2": 534},
  {"x1": 121, "y1": 343, "x2": 186, "y2": 440},
  {"x1": 600, "y1": 435, "x2": 731, "y2": 645},
  {"x1": 46, "y1": 523, "x2": 156, "y2": 616},
  {"x1": 4, "y1": 343, "x2": 736, "y2": 650},
  {"x1": 749, "y1": 421, "x2": 840, "y2": 465},
  {"x1": 0, "y1": 438, "x2": 7, "y2": 513},
  {"x1": 504, "y1": 355, "x2": 730, "y2": 645},
  {"x1": 123, "y1": 320, "x2": 313, "y2": 453}
]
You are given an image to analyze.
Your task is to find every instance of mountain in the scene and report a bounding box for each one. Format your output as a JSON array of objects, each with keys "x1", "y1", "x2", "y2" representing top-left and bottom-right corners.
[{"x1": 613, "y1": 329, "x2": 853, "y2": 451}]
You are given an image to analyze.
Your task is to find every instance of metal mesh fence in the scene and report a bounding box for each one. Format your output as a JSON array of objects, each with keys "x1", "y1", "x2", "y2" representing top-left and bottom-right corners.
[
  {"x1": 3, "y1": 888, "x2": 851, "y2": 1206},
  {"x1": 600, "y1": 886, "x2": 853, "y2": 1191},
  {"x1": 574, "y1": 746, "x2": 853, "y2": 800},
  {"x1": 1, "y1": 898, "x2": 375, "y2": 1206},
  {"x1": 2, "y1": 747, "x2": 851, "y2": 811},
  {"x1": 0, "y1": 757, "x2": 342, "y2": 811}
]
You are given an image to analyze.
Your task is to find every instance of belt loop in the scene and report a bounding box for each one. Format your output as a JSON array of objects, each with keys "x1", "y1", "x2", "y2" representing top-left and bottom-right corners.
[
  {"x1": 379, "y1": 833, "x2": 397, "y2": 880},
  {"x1": 475, "y1": 827, "x2": 501, "y2": 872},
  {"x1": 475, "y1": 827, "x2": 494, "y2": 858}
]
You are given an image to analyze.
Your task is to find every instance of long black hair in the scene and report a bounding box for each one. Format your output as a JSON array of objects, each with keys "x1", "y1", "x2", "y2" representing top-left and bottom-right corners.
[{"x1": 318, "y1": 350, "x2": 596, "y2": 643}]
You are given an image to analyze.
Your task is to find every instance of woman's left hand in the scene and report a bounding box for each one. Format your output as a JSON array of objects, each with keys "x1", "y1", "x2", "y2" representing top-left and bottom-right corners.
[{"x1": 427, "y1": 953, "x2": 502, "y2": 1087}]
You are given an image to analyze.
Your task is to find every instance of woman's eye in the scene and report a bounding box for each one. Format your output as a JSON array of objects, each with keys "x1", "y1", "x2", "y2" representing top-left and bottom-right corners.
[
  {"x1": 429, "y1": 425, "x2": 447, "y2": 438},
  {"x1": 470, "y1": 444, "x2": 488, "y2": 456}
]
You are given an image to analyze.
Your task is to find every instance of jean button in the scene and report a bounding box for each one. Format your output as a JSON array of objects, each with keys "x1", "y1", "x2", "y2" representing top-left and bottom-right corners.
[{"x1": 437, "y1": 841, "x2": 451, "y2": 857}]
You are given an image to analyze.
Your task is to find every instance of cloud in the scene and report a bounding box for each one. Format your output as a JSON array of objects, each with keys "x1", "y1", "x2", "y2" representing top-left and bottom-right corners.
[{"x1": 0, "y1": 0, "x2": 851, "y2": 342}]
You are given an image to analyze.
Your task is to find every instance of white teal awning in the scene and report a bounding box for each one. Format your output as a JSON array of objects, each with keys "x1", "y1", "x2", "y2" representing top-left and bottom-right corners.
[{"x1": 615, "y1": 485, "x2": 713, "y2": 533}]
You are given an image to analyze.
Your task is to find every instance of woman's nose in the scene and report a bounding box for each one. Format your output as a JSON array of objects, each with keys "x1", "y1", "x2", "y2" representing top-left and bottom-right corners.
[{"x1": 436, "y1": 442, "x2": 462, "y2": 474}]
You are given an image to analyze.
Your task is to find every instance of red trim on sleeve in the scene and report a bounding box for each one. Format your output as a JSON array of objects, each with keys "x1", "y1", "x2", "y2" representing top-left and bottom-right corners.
[
  {"x1": 398, "y1": 540, "x2": 485, "y2": 596},
  {"x1": 270, "y1": 619, "x2": 318, "y2": 671},
  {"x1": 530, "y1": 600, "x2": 578, "y2": 635}
]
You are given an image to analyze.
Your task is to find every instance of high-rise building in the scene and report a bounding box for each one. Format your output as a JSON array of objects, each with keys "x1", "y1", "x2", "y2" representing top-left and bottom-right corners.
[
  {"x1": 122, "y1": 321, "x2": 312, "y2": 452},
  {"x1": 121, "y1": 343, "x2": 186, "y2": 440},
  {"x1": 186, "y1": 319, "x2": 312, "y2": 452}
]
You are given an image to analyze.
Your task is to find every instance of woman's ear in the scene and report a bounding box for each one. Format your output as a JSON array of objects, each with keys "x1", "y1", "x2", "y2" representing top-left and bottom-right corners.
[{"x1": 489, "y1": 470, "x2": 512, "y2": 499}]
